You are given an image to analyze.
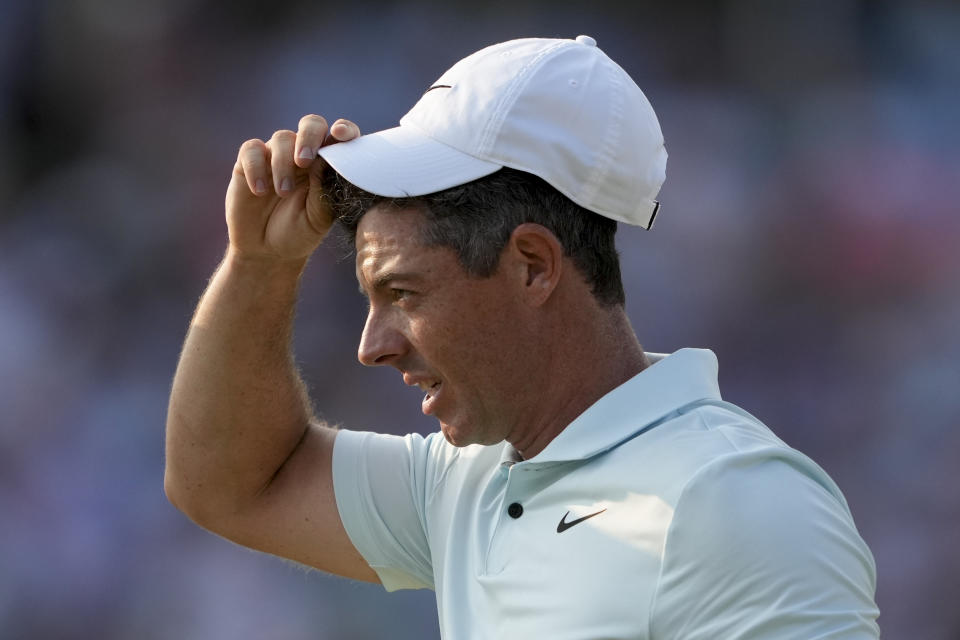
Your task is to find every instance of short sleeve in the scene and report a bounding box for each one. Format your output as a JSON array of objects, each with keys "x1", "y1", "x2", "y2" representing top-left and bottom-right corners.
[
  {"x1": 332, "y1": 429, "x2": 441, "y2": 591},
  {"x1": 649, "y1": 450, "x2": 880, "y2": 639}
]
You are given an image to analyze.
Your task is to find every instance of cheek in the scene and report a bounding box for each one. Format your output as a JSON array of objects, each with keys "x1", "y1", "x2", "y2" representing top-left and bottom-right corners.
[
  {"x1": 413, "y1": 279, "x2": 529, "y2": 378},
  {"x1": 454, "y1": 315, "x2": 528, "y2": 389}
]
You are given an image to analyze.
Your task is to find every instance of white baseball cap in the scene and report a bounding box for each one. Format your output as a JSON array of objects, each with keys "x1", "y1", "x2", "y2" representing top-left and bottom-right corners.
[{"x1": 318, "y1": 35, "x2": 667, "y2": 229}]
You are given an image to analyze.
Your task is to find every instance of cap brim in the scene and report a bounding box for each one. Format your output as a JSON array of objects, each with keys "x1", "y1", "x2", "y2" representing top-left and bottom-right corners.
[{"x1": 317, "y1": 125, "x2": 502, "y2": 198}]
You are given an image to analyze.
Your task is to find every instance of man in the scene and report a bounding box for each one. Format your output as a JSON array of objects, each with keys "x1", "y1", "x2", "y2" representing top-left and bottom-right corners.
[{"x1": 165, "y1": 36, "x2": 880, "y2": 637}]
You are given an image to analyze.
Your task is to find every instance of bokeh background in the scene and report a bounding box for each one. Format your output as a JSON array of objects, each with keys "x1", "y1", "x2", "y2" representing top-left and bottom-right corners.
[{"x1": 2, "y1": 0, "x2": 958, "y2": 638}]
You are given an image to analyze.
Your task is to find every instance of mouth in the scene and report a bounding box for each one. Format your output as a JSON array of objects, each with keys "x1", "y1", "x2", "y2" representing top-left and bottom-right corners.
[
  {"x1": 422, "y1": 381, "x2": 441, "y2": 415},
  {"x1": 402, "y1": 372, "x2": 443, "y2": 415}
]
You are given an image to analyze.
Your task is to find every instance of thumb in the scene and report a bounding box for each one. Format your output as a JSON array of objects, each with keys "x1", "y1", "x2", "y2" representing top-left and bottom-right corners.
[
  {"x1": 304, "y1": 158, "x2": 336, "y2": 235},
  {"x1": 305, "y1": 119, "x2": 362, "y2": 232}
]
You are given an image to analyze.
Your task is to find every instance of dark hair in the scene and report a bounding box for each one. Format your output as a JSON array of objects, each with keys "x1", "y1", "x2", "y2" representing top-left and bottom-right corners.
[{"x1": 322, "y1": 167, "x2": 625, "y2": 306}]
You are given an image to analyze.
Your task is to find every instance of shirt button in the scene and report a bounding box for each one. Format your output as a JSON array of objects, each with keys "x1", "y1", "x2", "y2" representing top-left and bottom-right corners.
[{"x1": 507, "y1": 502, "x2": 524, "y2": 519}]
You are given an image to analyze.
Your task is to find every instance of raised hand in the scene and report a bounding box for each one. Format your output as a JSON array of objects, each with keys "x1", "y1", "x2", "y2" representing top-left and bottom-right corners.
[{"x1": 225, "y1": 115, "x2": 361, "y2": 262}]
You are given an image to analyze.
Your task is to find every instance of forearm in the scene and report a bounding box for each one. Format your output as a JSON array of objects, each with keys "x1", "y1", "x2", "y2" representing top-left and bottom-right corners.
[{"x1": 164, "y1": 250, "x2": 314, "y2": 525}]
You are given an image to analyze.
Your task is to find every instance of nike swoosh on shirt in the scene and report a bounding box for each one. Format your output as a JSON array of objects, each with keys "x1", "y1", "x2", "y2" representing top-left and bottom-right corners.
[{"x1": 556, "y1": 508, "x2": 607, "y2": 533}]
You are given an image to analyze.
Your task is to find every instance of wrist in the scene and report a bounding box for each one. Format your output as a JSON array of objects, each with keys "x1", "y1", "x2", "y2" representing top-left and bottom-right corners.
[
  {"x1": 224, "y1": 247, "x2": 310, "y2": 278},
  {"x1": 212, "y1": 248, "x2": 310, "y2": 309}
]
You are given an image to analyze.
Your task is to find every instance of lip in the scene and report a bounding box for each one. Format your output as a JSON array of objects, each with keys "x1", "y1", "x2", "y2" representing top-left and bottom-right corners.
[
  {"x1": 402, "y1": 372, "x2": 442, "y2": 414},
  {"x1": 402, "y1": 372, "x2": 439, "y2": 392},
  {"x1": 421, "y1": 381, "x2": 441, "y2": 416}
]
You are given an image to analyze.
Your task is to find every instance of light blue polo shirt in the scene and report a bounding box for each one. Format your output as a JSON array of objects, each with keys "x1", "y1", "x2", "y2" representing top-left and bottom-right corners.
[{"x1": 332, "y1": 348, "x2": 880, "y2": 638}]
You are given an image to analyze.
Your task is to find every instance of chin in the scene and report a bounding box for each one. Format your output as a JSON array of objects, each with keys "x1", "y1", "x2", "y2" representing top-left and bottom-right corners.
[
  {"x1": 439, "y1": 422, "x2": 467, "y2": 447},
  {"x1": 439, "y1": 421, "x2": 478, "y2": 448},
  {"x1": 439, "y1": 420, "x2": 501, "y2": 448}
]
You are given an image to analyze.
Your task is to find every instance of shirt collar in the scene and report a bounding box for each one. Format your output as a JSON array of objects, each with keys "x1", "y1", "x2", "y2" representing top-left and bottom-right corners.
[{"x1": 507, "y1": 348, "x2": 722, "y2": 466}]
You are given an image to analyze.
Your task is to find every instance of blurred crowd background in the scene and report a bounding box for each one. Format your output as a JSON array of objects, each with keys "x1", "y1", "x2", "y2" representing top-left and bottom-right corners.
[{"x1": 1, "y1": 0, "x2": 958, "y2": 638}]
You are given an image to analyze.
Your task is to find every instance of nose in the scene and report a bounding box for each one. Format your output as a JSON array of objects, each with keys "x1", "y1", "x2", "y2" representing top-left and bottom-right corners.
[{"x1": 357, "y1": 307, "x2": 407, "y2": 366}]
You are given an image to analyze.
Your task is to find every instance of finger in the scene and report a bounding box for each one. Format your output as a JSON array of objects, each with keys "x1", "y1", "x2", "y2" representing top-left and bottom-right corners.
[
  {"x1": 322, "y1": 118, "x2": 361, "y2": 147},
  {"x1": 330, "y1": 118, "x2": 361, "y2": 141},
  {"x1": 236, "y1": 138, "x2": 270, "y2": 196},
  {"x1": 294, "y1": 114, "x2": 329, "y2": 169},
  {"x1": 267, "y1": 130, "x2": 297, "y2": 195}
]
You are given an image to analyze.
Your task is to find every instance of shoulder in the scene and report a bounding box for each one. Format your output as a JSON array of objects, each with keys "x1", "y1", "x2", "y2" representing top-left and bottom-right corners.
[
  {"x1": 668, "y1": 447, "x2": 861, "y2": 558},
  {"x1": 602, "y1": 400, "x2": 797, "y2": 504},
  {"x1": 656, "y1": 402, "x2": 874, "y2": 588},
  {"x1": 647, "y1": 420, "x2": 879, "y2": 637}
]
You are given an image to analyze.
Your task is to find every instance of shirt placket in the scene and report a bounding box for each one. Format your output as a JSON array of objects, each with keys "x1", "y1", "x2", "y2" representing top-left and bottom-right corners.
[{"x1": 483, "y1": 460, "x2": 531, "y2": 575}]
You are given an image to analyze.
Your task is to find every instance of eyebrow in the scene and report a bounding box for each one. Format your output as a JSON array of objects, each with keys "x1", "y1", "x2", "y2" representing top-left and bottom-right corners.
[{"x1": 357, "y1": 271, "x2": 424, "y2": 298}]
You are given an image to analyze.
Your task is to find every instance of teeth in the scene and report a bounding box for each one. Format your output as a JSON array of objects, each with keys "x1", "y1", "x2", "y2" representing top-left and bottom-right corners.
[{"x1": 409, "y1": 376, "x2": 440, "y2": 393}]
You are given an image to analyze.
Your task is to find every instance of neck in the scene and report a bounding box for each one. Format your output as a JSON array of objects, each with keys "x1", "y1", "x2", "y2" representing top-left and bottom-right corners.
[{"x1": 508, "y1": 305, "x2": 648, "y2": 459}]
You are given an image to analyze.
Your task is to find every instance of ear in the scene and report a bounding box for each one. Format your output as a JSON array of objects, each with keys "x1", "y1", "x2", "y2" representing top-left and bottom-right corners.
[{"x1": 506, "y1": 223, "x2": 563, "y2": 307}]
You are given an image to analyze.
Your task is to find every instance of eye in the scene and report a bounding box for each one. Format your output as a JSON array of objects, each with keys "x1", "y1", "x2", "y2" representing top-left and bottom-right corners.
[{"x1": 391, "y1": 288, "x2": 412, "y2": 302}]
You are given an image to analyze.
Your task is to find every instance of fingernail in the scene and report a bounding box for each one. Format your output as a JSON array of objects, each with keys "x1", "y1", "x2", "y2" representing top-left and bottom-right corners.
[
  {"x1": 298, "y1": 146, "x2": 314, "y2": 160},
  {"x1": 280, "y1": 177, "x2": 292, "y2": 192},
  {"x1": 255, "y1": 178, "x2": 267, "y2": 194}
]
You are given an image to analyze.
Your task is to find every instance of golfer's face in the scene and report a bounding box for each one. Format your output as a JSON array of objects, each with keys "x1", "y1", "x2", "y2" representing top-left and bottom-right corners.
[{"x1": 355, "y1": 205, "x2": 532, "y2": 447}]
